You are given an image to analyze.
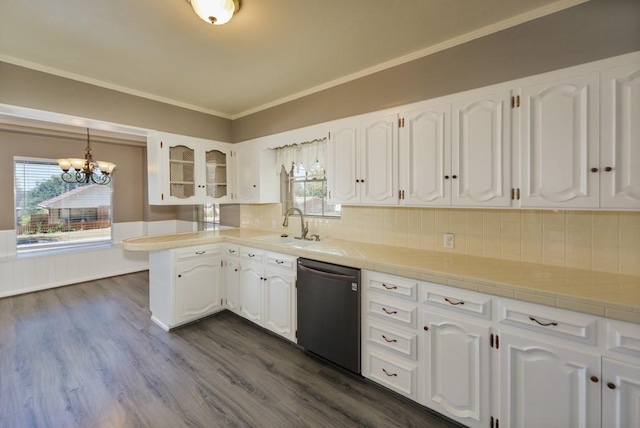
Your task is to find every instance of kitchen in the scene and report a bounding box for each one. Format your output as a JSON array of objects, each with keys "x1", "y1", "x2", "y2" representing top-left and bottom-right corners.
[{"x1": 1, "y1": 0, "x2": 639, "y2": 427}]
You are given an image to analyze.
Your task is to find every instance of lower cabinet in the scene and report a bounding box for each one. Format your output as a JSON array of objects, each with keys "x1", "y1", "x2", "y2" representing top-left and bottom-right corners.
[
  {"x1": 498, "y1": 331, "x2": 601, "y2": 428},
  {"x1": 361, "y1": 269, "x2": 640, "y2": 428},
  {"x1": 422, "y1": 311, "x2": 491, "y2": 428},
  {"x1": 149, "y1": 244, "x2": 224, "y2": 330},
  {"x1": 224, "y1": 245, "x2": 241, "y2": 314},
  {"x1": 237, "y1": 247, "x2": 297, "y2": 342}
]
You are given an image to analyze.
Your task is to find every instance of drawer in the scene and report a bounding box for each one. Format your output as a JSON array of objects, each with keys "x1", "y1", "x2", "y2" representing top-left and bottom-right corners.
[
  {"x1": 265, "y1": 252, "x2": 297, "y2": 272},
  {"x1": 365, "y1": 350, "x2": 418, "y2": 400},
  {"x1": 498, "y1": 299, "x2": 598, "y2": 345},
  {"x1": 606, "y1": 320, "x2": 640, "y2": 359},
  {"x1": 364, "y1": 271, "x2": 417, "y2": 301},
  {"x1": 366, "y1": 321, "x2": 418, "y2": 360},
  {"x1": 225, "y1": 244, "x2": 240, "y2": 258},
  {"x1": 175, "y1": 245, "x2": 221, "y2": 260},
  {"x1": 368, "y1": 297, "x2": 417, "y2": 329},
  {"x1": 240, "y1": 247, "x2": 264, "y2": 263},
  {"x1": 423, "y1": 282, "x2": 492, "y2": 320}
]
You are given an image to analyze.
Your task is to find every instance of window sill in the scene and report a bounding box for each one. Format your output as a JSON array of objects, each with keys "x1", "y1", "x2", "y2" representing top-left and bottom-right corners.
[{"x1": 11, "y1": 241, "x2": 117, "y2": 260}]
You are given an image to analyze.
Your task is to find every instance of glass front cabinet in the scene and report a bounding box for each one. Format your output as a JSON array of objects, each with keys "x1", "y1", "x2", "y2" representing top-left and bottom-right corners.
[{"x1": 148, "y1": 132, "x2": 233, "y2": 205}]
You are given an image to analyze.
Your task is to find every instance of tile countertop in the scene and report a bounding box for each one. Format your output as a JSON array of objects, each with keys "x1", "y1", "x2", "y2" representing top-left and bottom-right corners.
[{"x1": 122, "y1": 228, "x2": 640, "y2": 324}]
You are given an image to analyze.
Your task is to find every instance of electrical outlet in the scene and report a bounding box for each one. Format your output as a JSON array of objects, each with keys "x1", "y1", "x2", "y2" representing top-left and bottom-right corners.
[{"x1": 443, "y1": 233, "x2": 454, "y2": 249}]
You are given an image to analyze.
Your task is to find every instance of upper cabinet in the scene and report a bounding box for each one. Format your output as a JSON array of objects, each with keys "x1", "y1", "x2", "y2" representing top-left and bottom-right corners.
[
  {"x1": 327, "y1": 114, "x2": 399, "y2": 205},
  {"x1": 451, "y1": 90, "x2": 512, "y2": 207},
  {"x1": 232, "y1": 146, "x2": 279, "y2": 204},
  {"x1": 519, "y1": 74, "x2": 600, "y2": 208},
  {"x1": 148, "y1": 132, "x2": 232, "y2": 205},
  {"x1": 600, "y1": 64, "x2": 640, "y2": 209}
]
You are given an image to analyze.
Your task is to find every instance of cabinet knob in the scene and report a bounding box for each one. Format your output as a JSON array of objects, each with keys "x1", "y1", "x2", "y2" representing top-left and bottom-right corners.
[
  {"x1": 452, "y1": 175, "x2": 458, "y2": 179},
  {"x1": 444, "y1": 175, "x2": 449, "y2": 180},
  {"x1": 361, "y1": 179, "x2": 365, "y2": 183},
  {"x1": 590, "y1": 167, "x2": 599, "y2": 173},
  {"x1": 423, "y1": 326, "x2": 429, "y2": 331},
  {"x1": 590, "y1": 376, "x2": 599, "y2": 383},
  {"x1": 178, "y1": 274, "x2": 182, "y2": 278},
  {"x1": 356, "y1": 179, "x2": 360, "y2": 183},
  {"x1": 607, "y1": 382, "x2": 616, "y2": 390},
  {"x1": 605, "y1": 166, "x2": 613, "y2": 172},
  {"x1": 253, "y1": 184, "x2": 256, "y2": 188}
]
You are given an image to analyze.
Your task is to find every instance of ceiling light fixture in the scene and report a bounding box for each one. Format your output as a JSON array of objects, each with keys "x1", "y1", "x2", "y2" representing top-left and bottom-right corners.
[
  {"x1": 188, "y1": 0, "x2": 240, "y2": 25},
  {"x1": 56, "y1": 128, "x2": 116, "y2": 185}
]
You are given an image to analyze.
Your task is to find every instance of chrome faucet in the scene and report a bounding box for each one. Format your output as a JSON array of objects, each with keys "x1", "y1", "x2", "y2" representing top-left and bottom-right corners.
[{"x1": 283, "y1": 207, "x2": 309, "y2": 240}]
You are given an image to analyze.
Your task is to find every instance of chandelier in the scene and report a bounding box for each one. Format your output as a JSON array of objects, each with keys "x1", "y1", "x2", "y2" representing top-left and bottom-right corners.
[
  {"x1": 188, "y1": 0, "x2": 240, "y2": 25},
  {"x1": 56, "y1": 128, "x2": 116, "y2": 185}
]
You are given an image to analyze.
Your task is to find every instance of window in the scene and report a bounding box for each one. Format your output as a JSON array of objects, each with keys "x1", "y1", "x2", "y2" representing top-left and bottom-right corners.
[
  {"x1": 14, "y1": 157, "x2": 113, "y2": 253},
  {"x1": 198, "y1": 204, "x2": 219, "y2": 230},
  {"x1": 285, "y1": 163, "x2": 340, "y2": 217}
]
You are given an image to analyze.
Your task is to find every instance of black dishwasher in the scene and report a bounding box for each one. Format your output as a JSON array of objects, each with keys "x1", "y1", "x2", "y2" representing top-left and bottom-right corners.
[{"x1": 297, "y1": 258, "x2": 361, "y2": 374}]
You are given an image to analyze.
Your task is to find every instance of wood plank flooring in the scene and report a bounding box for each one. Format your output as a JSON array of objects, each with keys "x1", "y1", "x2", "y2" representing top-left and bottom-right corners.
[{"x1": 0, "y1": 271, "x2": 460, "y2": 428}]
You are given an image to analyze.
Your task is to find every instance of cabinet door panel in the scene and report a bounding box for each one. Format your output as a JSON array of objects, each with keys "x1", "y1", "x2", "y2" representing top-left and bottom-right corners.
[
  {"x1": 452, "y1": 90, "x2": 511, "y2": 207},
  {"x1": 235, "y1": 147, "x2": 259, "y2": 202},
  {"x1": 499, "y1": 332, "x2": 600, "y2": 428},
  {"x1": 422, "y1": 312, "x2": 490, "y2": 428},
  {"x1": 175, "y1": 256, "x2": 222, "y2": 324},
  {"x1": 602, "y1": 358, "x2": 640, "y2": 428},
  {"x1": 225, "y1": 258, "x2": 240, "y2": 313},
  {"x1": 520, "y1": 74, "x2": 600, "y2": 207},
  {"x1": 264, "y1": 269, "x2": 295, "y2": 340},
  {"x1": 361, "y1": 115, "x2": 398, "y2": 205},
  {"x1": 239, "y1": 263, "x2": 263, "y2": 324},
  {"x1": 601, "y1": 64, "x2": 640, "y2": 208},
  {"x1": 401, "y1": 105, "x2": 450, "y2": 205},
  {"x1": 328, "y1": 124, "x2": 359, "y2": 203}
]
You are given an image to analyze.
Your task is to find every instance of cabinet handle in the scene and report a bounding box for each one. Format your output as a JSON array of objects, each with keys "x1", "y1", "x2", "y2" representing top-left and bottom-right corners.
[
  {"x1": 529, "y1": 316, "x2": 558, "y2": 327},
  {"x1": 248, "y1": 254, "x2": 256, "y2": 257},
  {"x1": 590, "y1": 376, "x2": 599, "y2": 383},
  {"x1": 381, "y1": 307, "x2": 397, "y2": 315},
  {"x1": 607, "y1": 382, "x2": 616, "y2": 390},
  {"x1": 452, "y1": 175, "x2": 458, "y2": 179},
  {"x1": 382, "y1": 368, "x2": 398, "y2": 377},
  {"x1": 178, "y1": 274, "x2": 182, "y2": 278},
  {"x1": 423, "y1": 326, "x2": 429, "y2": 331},
  {"x1": 590, "y1": 167, "x2": 599, "y2": 173},
  {"x1": 517, "y1": 188, "x2": 520, "y2": 200},
  {"x1": 275, "y1": 260, "x2": 285, "y2": 264},
  {"x1": 444, "y1": 297, "x2": 465, "y2": 306},
  {"x1": 361, "y1": 179, "x2": 365, "y2": 183},
  {"x1": 195, "y1": 251, "x2": 205, "y2": 255},
  {"x1": 381, "y1": 283, "x2": 397, "y2": 290},
  {"x1": 381, "y1": 335, "x2": 397, "y2": 343},
  {"x1": 356, "y1": 179, "x2": 360, "y2": 183},
  {"x1": 228, "y1": 249, "x2": 236, "y2": 254},
  {"x1": 605, "y1": 166, "x2": 613, "y2": 172},
  {"x1": 444, "y1": 175, "x2": 449, "y2": 179},
  {"x1": 234, "y1": 268, "x2": 238, "y2": 272}
]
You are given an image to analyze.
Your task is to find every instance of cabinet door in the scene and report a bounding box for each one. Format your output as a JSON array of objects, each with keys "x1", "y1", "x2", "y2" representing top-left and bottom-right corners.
[
  {"x1": 264, "y1": 268, "x2": 295, "y2": 341},
  {"x1": 400, "y1": 104, "x2": 451, "y2": 206},
  {"x1": 225, "y1": 258, "x2": 241, "y2": 313},
  {"x1": 234, "y1": 147, "x2": 259, "y2": 203},
  {"x1": 422, "y1": 311, "x2": 490, "y2": 428},
  {"x1": 360, "y1": 114, "x2": 399, "y2": 205},
  {"x1": 499, "y1": 332, "x2": 601, "y2": 428},
  {"x1": 239, "y1": 262, "x2": 264, "y2": 324},
  {"x1": 166, "y1": 142, "x2": 197, "y2": 203},
  {"x1": 602, "y1": 358, "x2": 640, "y2": 428},
  {"x1": 600, "y1": 64, "x2": 640, "y2": 209},
  {"x1": 204, "y1": 147, "x2": 230, "y2": 201},
  {"x1": 520, "y1": 74, "x2": 600, "y2": 208},
  {"x1": 327, "y1": 123, "x2": 359, "y2": 204},
  {"x1": 451, "y1": 90, "x2": 512, "y2": 207},
  {"x1": 174, "y1": 255, "x2": 222, "y2": 324}
]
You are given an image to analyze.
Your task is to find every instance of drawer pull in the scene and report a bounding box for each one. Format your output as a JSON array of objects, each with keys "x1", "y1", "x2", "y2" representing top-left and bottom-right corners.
[
  {"x1": 275, "y1": 260, "x2": 285, "y2": 264},
  {"x1": 195, "y1": 251, "x2": 205, "y2": 255},
  {"x1": 228, "y1": 249, "x2": 236, "y2": 254},
  {"x1": 382, "y1": 308, "x2": 398, "y2": 315},
  {"x1": 248, "y1": 254, "x2": 256, "y2": 258},
  {"x1": 381, "y1": 335, "x2": 397, "y2": 343},
  {"x1": 382, "y1": 368, "x2": 398, "y2": 377},
  {"x1": 529, "y1": 316, "x2": 558, "y2": 327},
  {"x1": 590, "y1": 376, "x2": 599, "y2": 383},
  {"x1": 607, "y1": 382, "x2": 616, "y2": 390},
  {"x1": 444, "y1": 297, "x2": 464, "y2": 306},
  {"x1": 381, "y1": 283, "x2": 398, "y2": 290}
]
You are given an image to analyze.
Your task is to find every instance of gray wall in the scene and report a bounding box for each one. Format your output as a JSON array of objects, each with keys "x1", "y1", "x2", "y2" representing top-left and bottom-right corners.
[
  {"x1": 232, "y1": 0, "x2": 640, "y2": 142},
  {"x1": 0, "y1": 62, "x2": 233, "y2": 142}
]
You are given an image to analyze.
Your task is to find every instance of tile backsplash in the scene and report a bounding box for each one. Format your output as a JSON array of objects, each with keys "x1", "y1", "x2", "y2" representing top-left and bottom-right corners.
[{"x1": 240, "y1": 204, "x2": 640, "y2": 276}]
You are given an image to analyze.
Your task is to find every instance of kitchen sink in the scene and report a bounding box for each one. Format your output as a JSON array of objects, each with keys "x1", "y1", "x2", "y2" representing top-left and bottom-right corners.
[{"x1": 252, "y1": 234, "x2": 320, "y2": 247}]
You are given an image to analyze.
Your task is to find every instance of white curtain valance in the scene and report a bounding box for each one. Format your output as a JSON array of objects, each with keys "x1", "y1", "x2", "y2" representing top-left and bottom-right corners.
[{"x1": 274, "y1": 137, "x2": 327, "y2": 174}]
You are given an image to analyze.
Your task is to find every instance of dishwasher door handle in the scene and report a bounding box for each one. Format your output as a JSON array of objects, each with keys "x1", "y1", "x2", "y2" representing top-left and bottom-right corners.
[{"x1": 298, "y1": 264, "x2": 358, "y2": 282}]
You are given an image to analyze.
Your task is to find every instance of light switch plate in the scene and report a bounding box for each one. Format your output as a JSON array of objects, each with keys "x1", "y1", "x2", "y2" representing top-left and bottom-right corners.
[{"x1": 443, "y1": 233, "x2": 454, "y2": 249}]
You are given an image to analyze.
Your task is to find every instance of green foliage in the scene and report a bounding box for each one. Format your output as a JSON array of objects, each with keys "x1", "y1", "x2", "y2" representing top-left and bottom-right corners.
[{"x1": 23, "y1": 176, "x2": 79, "y2": 214}]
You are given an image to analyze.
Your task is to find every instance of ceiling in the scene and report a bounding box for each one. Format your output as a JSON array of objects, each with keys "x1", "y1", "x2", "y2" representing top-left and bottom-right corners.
[{"x1": 0, "y1": 0, "x2": 585, "y2": 119}]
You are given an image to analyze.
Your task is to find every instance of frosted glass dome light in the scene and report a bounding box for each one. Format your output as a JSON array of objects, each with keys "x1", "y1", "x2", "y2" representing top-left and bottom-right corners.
[{"x1": 189, "y1": 0, "x2": 239, "y2": 25}]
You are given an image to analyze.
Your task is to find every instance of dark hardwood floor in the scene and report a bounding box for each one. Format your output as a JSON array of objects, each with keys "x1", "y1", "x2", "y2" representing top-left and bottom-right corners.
[{"x1": 0, "y1": 271, "x2": 459, "y2": 428}]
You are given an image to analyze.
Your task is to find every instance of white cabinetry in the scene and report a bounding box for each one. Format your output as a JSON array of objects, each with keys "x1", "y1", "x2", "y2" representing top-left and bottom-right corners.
[
  {"x1": 147, "y1": 132, "x2": 232, "y2": 205},
  {"x1": 600, "y1": 63, "x2": 640, "y2": 209},
  {"x1": 499, "y1": 332, "x2": 601, "y2": 428},
  {"x1": 602, "y1": 358, "x2": 640, "y2": 428},
  {"x1": 451, "y1": 89, "x2": 513, "y2": 207},
  {"x1": 224, "y1": 244, "x2": 241, "y2": 314},
  {"x1": 232, "y1": 146, "x2": 279, "y2": 203},
  {"x1": 327, "y1": 115, "x2": 398, "y2": 205},
  {"x1": 237, "y1": 247, "x2": 296, "y2": 342},
  {"x1": 149, "y1": 244, "x2": 224, "y2": 330},
  {"x1": 519, "y1": 73, "x2": 600, "y2": 208}
]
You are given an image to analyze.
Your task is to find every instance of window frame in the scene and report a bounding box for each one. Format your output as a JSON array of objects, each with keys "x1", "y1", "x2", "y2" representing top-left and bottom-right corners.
[
  {"x1": 14, "y1": 156, "x2": 114, "y2": 255},
  {"x1": 283, "y1": 163, "x2": 340, "y2": 219}
]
